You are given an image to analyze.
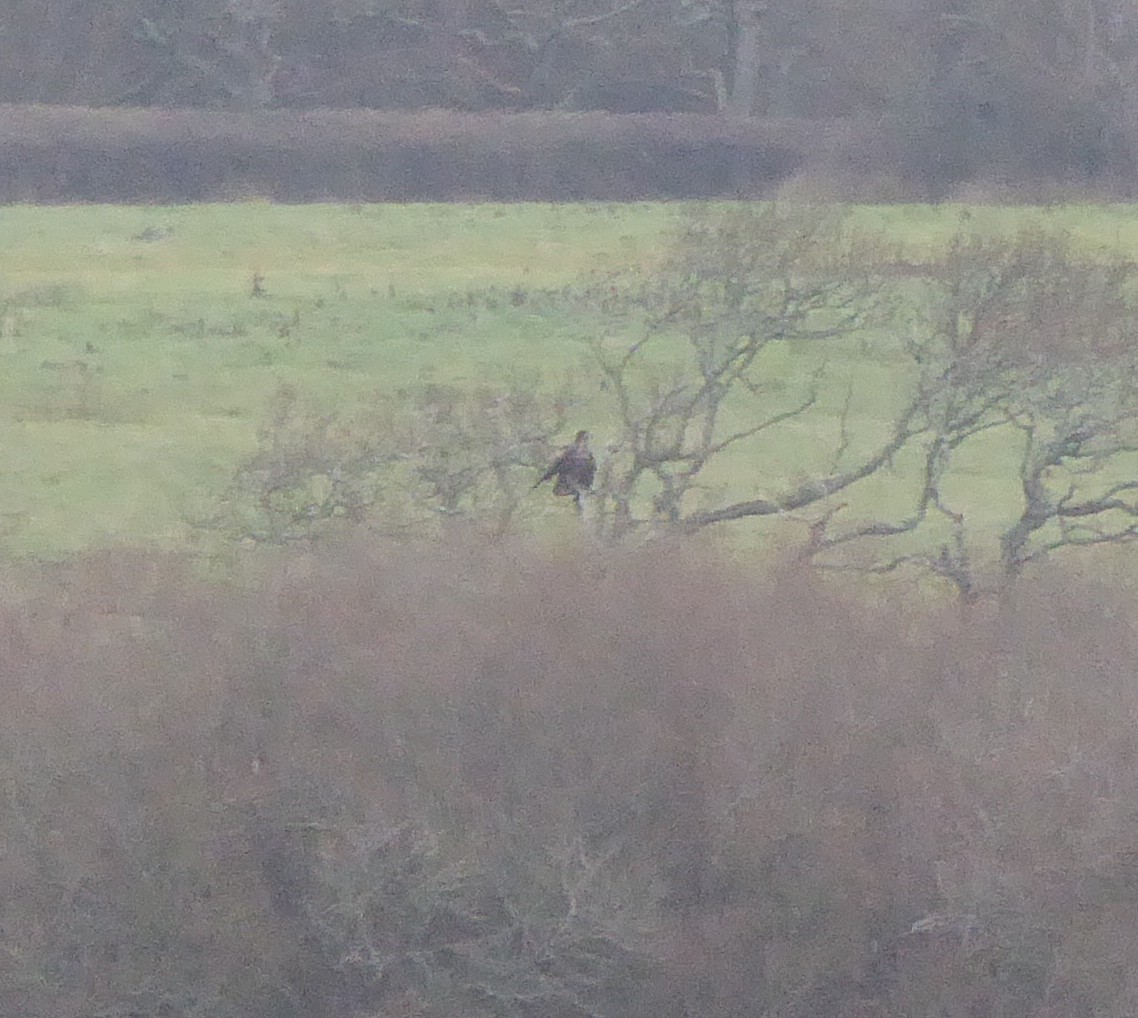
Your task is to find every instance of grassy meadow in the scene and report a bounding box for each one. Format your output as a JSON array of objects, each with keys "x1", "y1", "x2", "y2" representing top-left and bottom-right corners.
[{"x1": 2, "y1": 199, "x2": 1138, "y2": 558}]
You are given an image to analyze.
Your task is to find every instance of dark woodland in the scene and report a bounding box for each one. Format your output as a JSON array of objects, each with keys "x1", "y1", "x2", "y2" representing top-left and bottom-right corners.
[{"x1": 4, "y1": 0, "x2": 1138, "y2": 199}]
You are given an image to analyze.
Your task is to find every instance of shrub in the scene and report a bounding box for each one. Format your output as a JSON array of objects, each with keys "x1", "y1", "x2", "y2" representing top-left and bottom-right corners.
[{"x1": 1, "y1": 540, "x2": 1136, "y2": 1016}]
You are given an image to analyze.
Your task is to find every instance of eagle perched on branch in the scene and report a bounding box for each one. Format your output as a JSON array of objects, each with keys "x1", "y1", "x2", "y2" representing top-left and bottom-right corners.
[{"x1": 534, "y1": 430, "x2": 596, "y2": 509}]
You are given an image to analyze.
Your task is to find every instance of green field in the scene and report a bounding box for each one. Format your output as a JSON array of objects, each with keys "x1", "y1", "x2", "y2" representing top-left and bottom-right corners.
[{"x1": 2, "y1": 200, "x2": 1138, "y2": 558}]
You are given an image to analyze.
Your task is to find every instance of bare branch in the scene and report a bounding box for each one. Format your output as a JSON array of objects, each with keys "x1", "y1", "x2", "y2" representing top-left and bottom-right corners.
[
  {"x1": 563, "y1": 0, "x2": 651, "y2": 29},
  {"x1": 679, "y1": 399, "x2": 923, "y2": 532}
]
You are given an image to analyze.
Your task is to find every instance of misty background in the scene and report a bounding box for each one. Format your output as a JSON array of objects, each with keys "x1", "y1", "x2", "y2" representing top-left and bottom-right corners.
[{"x1": 3, "y1": 0, "x2": 1137, "y2": 200}]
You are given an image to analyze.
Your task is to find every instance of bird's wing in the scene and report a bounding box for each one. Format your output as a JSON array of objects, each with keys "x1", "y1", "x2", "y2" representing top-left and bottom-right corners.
[
  {"x1": 581, "y1": 453, "x2": 597, "y2": 488},
  {"x1": 535, "y1": 451, "x2": 565, "y2": 486}
]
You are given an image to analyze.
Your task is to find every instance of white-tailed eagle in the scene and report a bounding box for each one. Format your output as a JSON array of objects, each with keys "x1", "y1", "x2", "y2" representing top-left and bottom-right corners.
[{"x1": 534, "y1": 430, "x2": 596, "y2": 509}]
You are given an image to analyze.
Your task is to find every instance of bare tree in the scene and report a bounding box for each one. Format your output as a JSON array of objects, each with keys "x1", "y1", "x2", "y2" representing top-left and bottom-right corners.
[
  {"x1": 577, "y1": 211, "x2": 1138, "y2": 601},
  {"x1": 214, "y1": 212, "x2": 1138, "y2": 607},
  {"x1": 807, "y1": 228, "x2": 1138, "y2": 599},
  {"x1": 211, "y1": 380, "x2": 577, "y2": 544},
  {"x1": 581, "y1": 204, "x2": 919, "y2": 540},
  {"x1": 136, "y1": 0, "x2": 283, "y2": 109}
]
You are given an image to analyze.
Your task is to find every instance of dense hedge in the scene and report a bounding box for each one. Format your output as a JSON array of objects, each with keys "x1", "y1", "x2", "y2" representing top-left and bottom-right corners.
[
  {"x1": 3, "y1": 539, "x2": 1138, "y2": 1017},
  {"x1": 0, "y1": 105, "x2": 883, "y2": 202}
]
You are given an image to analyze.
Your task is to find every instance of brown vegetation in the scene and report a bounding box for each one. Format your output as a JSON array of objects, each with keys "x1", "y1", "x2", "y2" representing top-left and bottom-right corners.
[{"x1": 2, "y1": 537, "x2": 1138, "y2": 1016}]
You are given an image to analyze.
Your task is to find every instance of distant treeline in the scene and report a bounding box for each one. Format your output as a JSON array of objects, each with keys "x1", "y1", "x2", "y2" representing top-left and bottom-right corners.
[
  {"x1": 5, "y1": 0, "x2": 1137, "y2": 199},
  {"x1": 0, "y1": 105, "x2": 888, "y2": 203}
]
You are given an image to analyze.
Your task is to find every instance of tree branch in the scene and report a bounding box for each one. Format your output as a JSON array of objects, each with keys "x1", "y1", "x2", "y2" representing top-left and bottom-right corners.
[{"x1": 679, "y1": 402, "x2": 923, "y2": 532}]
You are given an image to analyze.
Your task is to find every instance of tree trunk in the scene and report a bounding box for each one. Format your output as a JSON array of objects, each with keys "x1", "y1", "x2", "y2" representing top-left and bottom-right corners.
[{"x1": 726, "y1": 1, "x2": 766, "y2": 116}]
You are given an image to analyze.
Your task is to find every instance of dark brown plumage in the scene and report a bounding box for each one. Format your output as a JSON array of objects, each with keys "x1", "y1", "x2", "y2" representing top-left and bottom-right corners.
[{"x1": 534, "y1": 430, "x2": 596, "y2": 508}]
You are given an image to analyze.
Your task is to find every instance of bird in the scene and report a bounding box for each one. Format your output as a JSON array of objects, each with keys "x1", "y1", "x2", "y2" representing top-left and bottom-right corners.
[{"x1": 533, "y1": 430, "x2": 596, "y2": 509}]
